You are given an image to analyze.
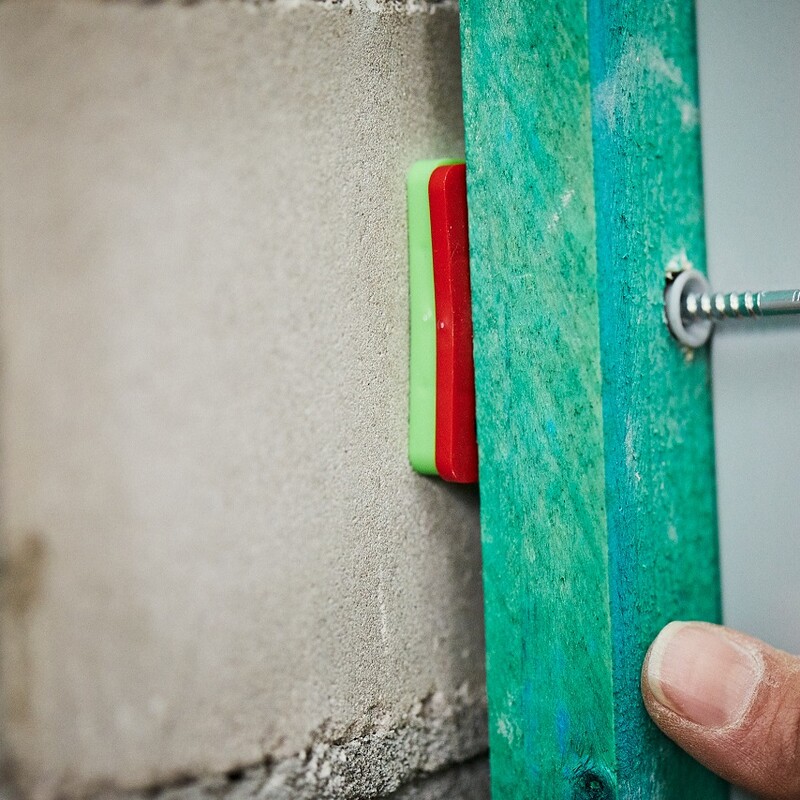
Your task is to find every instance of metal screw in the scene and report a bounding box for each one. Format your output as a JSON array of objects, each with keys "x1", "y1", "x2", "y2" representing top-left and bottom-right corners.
[{"x1": 665, "y1": 269, "x2": 800, "y2": 348}]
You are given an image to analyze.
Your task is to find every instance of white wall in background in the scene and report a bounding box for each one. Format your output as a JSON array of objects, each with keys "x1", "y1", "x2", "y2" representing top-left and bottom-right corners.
[{"x1": 697, "y1": 3, "x2": 800, "y2": 796}]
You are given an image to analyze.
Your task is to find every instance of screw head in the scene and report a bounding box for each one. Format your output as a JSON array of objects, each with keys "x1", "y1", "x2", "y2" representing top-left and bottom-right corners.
[{"x1": 665, "y1": 269, "x2": 713, "y2": 348}]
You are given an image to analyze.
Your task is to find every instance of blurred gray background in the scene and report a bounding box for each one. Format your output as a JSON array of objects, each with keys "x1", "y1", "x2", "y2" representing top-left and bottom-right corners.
[{"x1": 697, "y1": 1, "x2": 800, "y2": 796}]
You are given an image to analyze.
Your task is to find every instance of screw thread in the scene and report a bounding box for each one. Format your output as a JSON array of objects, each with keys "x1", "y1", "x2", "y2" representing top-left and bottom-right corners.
[{"x1": 683, "y1": 289, "x2": 800, "y2": 321}]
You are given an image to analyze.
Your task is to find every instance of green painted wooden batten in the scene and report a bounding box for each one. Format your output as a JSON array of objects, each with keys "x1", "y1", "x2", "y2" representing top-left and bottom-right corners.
[{"x1": 458, "y1": 1, "x2": 724, "y2": 797}]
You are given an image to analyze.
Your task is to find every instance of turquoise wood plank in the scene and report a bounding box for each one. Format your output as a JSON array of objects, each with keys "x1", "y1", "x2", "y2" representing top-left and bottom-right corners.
[
  {"x1": 459, "y1": 1, "x2": 724, "y2": 797},
  {"x1": 460, "y1": 3, "x2": 617, "y2": 797},
  {"x1": 588, "y1": 3, "x2": 723, "y2": 798}
]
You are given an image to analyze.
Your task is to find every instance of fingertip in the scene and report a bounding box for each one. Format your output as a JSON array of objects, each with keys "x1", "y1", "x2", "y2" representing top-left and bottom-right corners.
[
  {"x1": 641, "y1": 622, "x2": 800, "y2": 799},
  {"x1": 642, "y1": 621, "x2": 691, "y2": 711},
  {"x1": 644, "y1": 621, "x2": 762, "y2": 729}
]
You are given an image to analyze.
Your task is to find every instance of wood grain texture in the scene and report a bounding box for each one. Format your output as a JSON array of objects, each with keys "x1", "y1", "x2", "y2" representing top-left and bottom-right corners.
[
  {"x1": 588, "y1": 3, "x2": 723, "y2": 798},
  {"x1": 460, "y1": 2, "x2": 617, "y2": 797},
  {"x1": 459, "y1": 1, "x2": 724, "y2": 797}
]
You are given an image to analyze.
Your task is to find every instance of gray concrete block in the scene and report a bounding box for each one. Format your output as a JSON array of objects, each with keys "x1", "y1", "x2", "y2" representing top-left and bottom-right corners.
[{"x1": 0, "y1": 1, "x2": 485, "y2": 797}]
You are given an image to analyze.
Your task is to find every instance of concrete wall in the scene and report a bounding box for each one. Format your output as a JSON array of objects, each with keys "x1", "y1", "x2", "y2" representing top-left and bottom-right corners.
[{"x1": 0, "y1": 2, "x2": 486, "y2": 798}]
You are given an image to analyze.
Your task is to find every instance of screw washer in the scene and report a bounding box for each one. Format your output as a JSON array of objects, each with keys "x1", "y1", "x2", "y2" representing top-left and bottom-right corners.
[{"x1": 665, "y1": 269, "x2": 800, "y2": 348}]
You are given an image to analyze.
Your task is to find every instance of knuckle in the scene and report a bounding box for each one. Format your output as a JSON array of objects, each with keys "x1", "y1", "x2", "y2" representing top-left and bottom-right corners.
[
  {"x1": 766, "y1": 692, "x2": 800, "y2": 797},
  {"x1": 780, "y1": 703, "x2": 800, "y2": 786},
  {"x1": 732, "y1": 670, "x2": 800, "y2": 798}
]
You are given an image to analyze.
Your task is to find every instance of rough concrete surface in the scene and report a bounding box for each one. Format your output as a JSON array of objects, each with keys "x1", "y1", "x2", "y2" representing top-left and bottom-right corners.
[
  {"x1": 90, "y1": 696, "x2": 488, "y2": 800},
  {"x1": 0, "y1": 758, "x2": 489, "y2": 800},
  {"x1": 0, "y1": 1, "x2": 485, "y2": 798},
  {"x1": 388, "y1": 758, "x2": 488, "y2": 800}
]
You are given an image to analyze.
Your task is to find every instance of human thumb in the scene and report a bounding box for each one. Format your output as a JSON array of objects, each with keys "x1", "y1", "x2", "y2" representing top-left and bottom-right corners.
[{"x1": 642, "y1": 621, "x2": 800, "y2": 799}]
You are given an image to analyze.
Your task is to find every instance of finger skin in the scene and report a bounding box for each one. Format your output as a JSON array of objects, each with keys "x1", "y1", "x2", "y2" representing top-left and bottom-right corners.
[{"x1": 642, "y1": 623, "x2": 800, "y2": 800}]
